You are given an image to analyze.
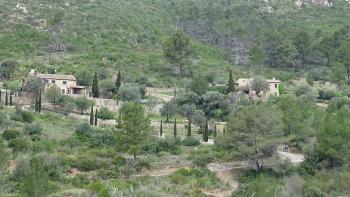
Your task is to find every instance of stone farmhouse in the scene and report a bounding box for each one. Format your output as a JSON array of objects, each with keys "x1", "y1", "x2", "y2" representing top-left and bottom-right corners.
[
  {"x1": 28, "y1": 69, "x2": 87, "y2": 95},
  {"x1": 235, "y1": 77, "x2": 281, "y2": 97}
]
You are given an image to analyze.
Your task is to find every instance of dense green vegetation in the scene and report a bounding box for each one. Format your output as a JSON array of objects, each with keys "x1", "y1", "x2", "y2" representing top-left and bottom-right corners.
[{"x1": 1, "y1": 0, "x2": 350, "y2": 196}]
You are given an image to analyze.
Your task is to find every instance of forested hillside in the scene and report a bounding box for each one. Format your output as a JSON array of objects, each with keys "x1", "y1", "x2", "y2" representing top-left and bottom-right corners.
[{"x1": 1, "y1": 0, "x2": 350, "y2": 85}]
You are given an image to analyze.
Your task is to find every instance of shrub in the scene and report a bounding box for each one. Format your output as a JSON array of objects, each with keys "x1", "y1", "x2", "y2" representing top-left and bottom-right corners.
[
  {"x1": 182, "y1": 137, "x2": 200, "y2": 146},
  {"x1": 97, "y1": 107, "x2": 114, "y2": 120},
  {"x1": 21, "y1": 111, "x2": 34, "y2": 123},
  {"x1": 141, "y1": 138, "x2": 181, "y2": 155},
  {"x1": 192, "y1": 154, "x2": 214, "y2": 167},
  {"x1": 23, "y1": 122, "x2": 42, "y2": 136},
  {"x1": 318, "y1": 90, "x2": 336, "y2": 100},
  {"x1": 2, "y1": 129, "x2": 21, "y2": 140},
  {"x1": 12, "y1": 158, "x2": 30, "y2": 181},
  {"x1": 113, "y1": 156, "x2": 126, "y2": 167},
  {"x1": 74, "y1": 154, "x2": 102, "y2": 171},
  {"x1": 8, "y1": 137, "x2": 31, "y2": 152},
  {"x1": 295, "y1": 86, "x2": 311, "y2": 97}
]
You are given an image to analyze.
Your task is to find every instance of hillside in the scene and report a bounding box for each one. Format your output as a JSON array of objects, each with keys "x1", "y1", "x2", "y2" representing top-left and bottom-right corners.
[{"x1": 1, "y1": 0, "x2": 350, "y2": 85}]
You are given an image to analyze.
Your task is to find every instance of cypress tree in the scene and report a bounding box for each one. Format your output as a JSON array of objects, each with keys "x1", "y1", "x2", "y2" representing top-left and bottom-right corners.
[
  {"x1": 228, "y1": 70, "x2": 235, "y2": 93},
  {"x1": 92, "y1": 71, "x2": 99, "y2": 98},
  {"x1": 38, "y1": 91, "x2": 42, "y2": 113},
  {"x1": 95, "y1": 109, "x2": 98, "y2": 126},
  {"x1": 5, "y1": 91, "x2": 8, "y2": 106},
  {"x1": 0, "y1": 89, "x2": 2, "y2": 104},
  {"x1": 223, "y1": 125, "x2": 226, "y2": 134},
  {"x1": 173, "y1": 118, "x2": 177, "y2": 137},
  {"x1": 214, "y1": 124, "x2": 217, "y2": 138},
  {"x1": 115, "y1": 70, "x2": 121, "y2": 94},
  {"x1": 160, "y1": 120, "x2": 163, "y2": 137},
  {"x1": 89, "y1": 106, "x2": 94, "y2": 125},
  {"x1": 203, "y1": 120, "x2": 209, "y2": 142},
  {"x1": 187, "y1": 119, "x2": 192, "y2": 136},
  {"x1": 9, "y1": 94, "x2": 12, "y2": 106}
]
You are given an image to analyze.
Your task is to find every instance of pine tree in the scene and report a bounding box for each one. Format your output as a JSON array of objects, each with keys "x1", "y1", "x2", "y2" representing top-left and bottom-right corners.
[
  {"x1": 95, "y1": 109, "x2": 98, "y2": 126},
  {"x1": 228, "y1": 70, "x2": 235, "y2": 93},
  {"x1": 187, "y1": 119, "x2": 192, "y2": 136},
  {"x1": 89, "y1": 106, "x2": 94, "y2": 125},
  {"x1": 92, "y1": 71, "x2": 99, "y2": 98},
  {"x1": 5, "y1": 91, "x2": 8, "y2": 106},
  {"x1": 115, "y1": 70, "x2": 121, "y2": 94},
  {"x1": 160, "y1": 120, "x2": 163, "y2": 137},
  {"x1": 173, "y1": 118, "x2": 177, "y2": 137},
  {"x1": 203, "y1": 120, "x2": 209, "y2": 142}
]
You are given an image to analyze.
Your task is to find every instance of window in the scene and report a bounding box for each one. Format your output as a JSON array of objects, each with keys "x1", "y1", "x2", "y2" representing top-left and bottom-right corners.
[
  {"x1": 275, "y1": 84, "x2": 278, "y2": 88},
  {"x1": 63, "y1": 81, "x2": 67, "y2": 85},
  {"x1": 61, "y1": 89, "x2": 65, "y2": 94},
  {"x1": 52, "y1": 80, "x2": 56, "y2": 84}
]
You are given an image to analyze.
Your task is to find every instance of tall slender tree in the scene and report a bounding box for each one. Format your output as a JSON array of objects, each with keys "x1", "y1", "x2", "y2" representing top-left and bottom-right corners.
[
  {"x1": 160, "y1": 120, "x2": 163, "y2": 137},
  {"x1": 173, "y1": 118, "x2": 177, "y2": 137},
  {"x1": 9, "y1": 94, "x2": 13, "y2": 106},
  {"x1": 117, "y1": 110, "x2": 122, "y2": 128},
  {"x1": 89, "y1": 106, "x2": 94, "y2": 125},
  {"x1": 38, "y1": 91, "x2": 41, "y2": 113},
  {"x1": 228, "y1": 70, "x2": 235, "y2": 93},
  {"x1": 203, "y1": 120, "x2": 209, "y2": 142},
  {"x1": 95, "y1": 109, "x2": 98, "y2": 126},
  {"x1": 5, "y1": 91, "x2": 8, "y2": 106},
  {"x1": 22, "y1": 158, "x2": 49, "y2": 197},
  {"x1": 187, "y1": 119, "x2": 192, "y2": 137},
  {"x1": 0, "y1": 90, "x2": 2, "y2": 104},
  {"x1": 92, "y1": 71, "x2": 99, "y2": 98},
  {"x1": 115, "y1": 70, "x2": 121, "y2": 94},
  {"x1": 214, "y1": 124, "x2": 217, "y2": 138}
]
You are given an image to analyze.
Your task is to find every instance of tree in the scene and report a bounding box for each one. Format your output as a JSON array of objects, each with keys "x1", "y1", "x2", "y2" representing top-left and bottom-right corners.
[
  {"x1": 336, "y1": 39, "x2": 350, "y2": 83},
  {"x1": 22, "y1": 77, "x2": 43, "y2": 94},
  {"x1": 121, "y1": 102, "x2": 150, "y2": 159},
  {"x1": 5, "y1": 91, "x2": 8, "y2": 106},
  {"x1": 319, "y1": 35, "x2": 334, "y2": 66},
  {"x1": 92, "y1": 71, "x2": 99, "y2": 98},
  {"x1": 293, "y1": 30, "x2": 311, "y2": 67},
  {"x1": 251, "y1": 77, "x2": 269, "y2": 96},
  {"x1": 9, "y1": 94, "x2": 13, "y2": 106},
  {"x1": 115, "y1": 70, "x2": 121, "y2": 94},
  {"x1": 317, "y1": 108, "x2": 350, "y2": 166},
  {"x1": 330, "y1": 62, "x2": 347, "y2": 84},
  {"x1": 248, "y1": 44, "x2": 264, "y2": 68},
  {"x1": 76, "y1": 69, "x2": 93, "y2": 86},
  {"x1": 228, "y1": 70, "x2": 235, "y2": 93},
  {"x1": 180, "y1": 104, "x2": 196, "y2": 136},
  {"x1": 203, "y1": 120, "x2": 209, "y2": 142},
  {"x1": 201, "y1": 91, "x2": 229, "y2": 118},
  {"x1": 163, "y1": 31, "x2": 192, "y2": 75},
  {"x1": 173, "y1": 118, "x2": 177, "y2": 137},
  {"x1": 63, "y1": 102, "x2": 75, "y2": 117},
  {"x1": 190, "y1": 73, "x2": 208, "y2": 95},
  {"x1": 218, "y1": 104, "x2": 284, "y2": 171},
  {"x1": 278, "y1": 96, "x2": 306, "y2": 136},
  {"x1": 75, "y1": 96, "x2": 92, "y2": 114},
  {"x1": 160, "y1": 101, "x2": 177, "y2": 123},
  {"x1": 22, "y1": 158, "x2": 49, "y2": 197},
  {"x1": 160, "y1": 120, "x2": 163, "y2": 137},
  {"x1": 193, "y1": 110, "x2": 206, "y2": 132},
  {"x1": 118, "y1": 84, "x2": 141, "y2": 101},
  {"x1": 100, "y1": 79, "x2": 116, "y2": 98},
  {"x1": 45, "y1": 85, "x2": 61, "y2": 106},
  {"x1": 90, "y1": 106, "x2": 94, "y2": 125},
  {"x1": 0, "y1": 138, "x2": 6, "y2": 195},
  {"x1": 95, "y1": 109, "x2": 98, "y2": 126}
]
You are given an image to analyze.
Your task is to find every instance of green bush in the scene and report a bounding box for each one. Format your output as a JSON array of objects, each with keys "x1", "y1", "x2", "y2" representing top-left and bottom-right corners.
[
  {"x1": 97, "y1": 107, "x2": 114, "y2": 120},
  {"x1": 170, "y1": 173, "x2": 188, "y2": 185},
  {"x1": 21, "y1": 111, "x2": 34, "y2": 123},
  {"x1": 23, "y1": 122, "x2": 42, "y2": 136},
  {"x1": 318, "y1": 90, "x2": 336, "y2": 100},
  {"x1": 113, "y1": 156, "x2": 126, "y2": 167},
  {"x1": 8, "y1": 137, "x2": 31, "y2": 152},
  {"x1": 74, "y1": 154, "x2": 102, "y2": 171},
  {"x1": 2, "y1": 128, "x2": 21, "y2": 140},
  {"x1": 192, "y1": 154, "x2": 214, "y2": 167},
  {"x1": 141, "y1": 138, "x2": 181, "y2": 155},
  {"x1": 182, "y1": 137, "x2": 200, "y2": 146}
]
